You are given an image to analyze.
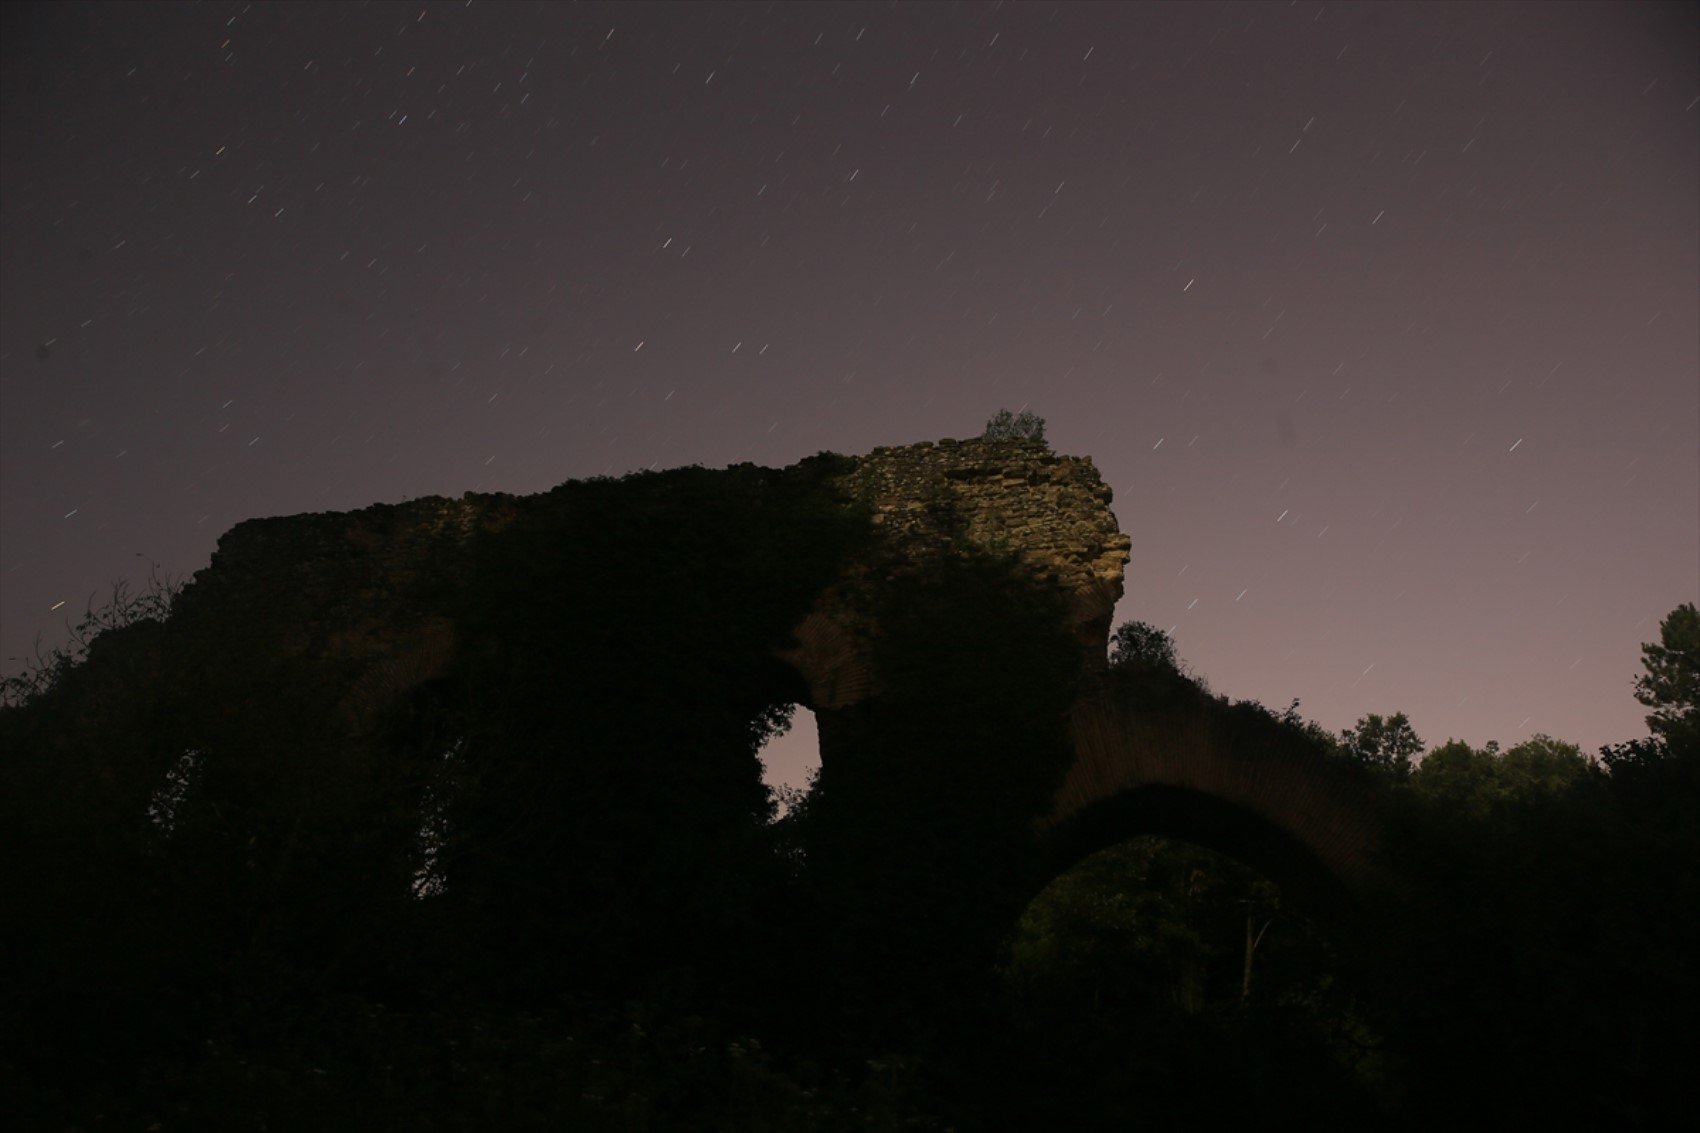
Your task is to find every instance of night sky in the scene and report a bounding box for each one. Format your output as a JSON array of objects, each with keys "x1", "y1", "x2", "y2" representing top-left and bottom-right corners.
[{"x1": 2, "y1": 2, "x2": 1695, "y2": 792}]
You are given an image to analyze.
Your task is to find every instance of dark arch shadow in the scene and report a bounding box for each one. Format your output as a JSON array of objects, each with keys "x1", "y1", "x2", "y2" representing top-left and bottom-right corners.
[{"x1": 1037, "y1": 784, "x2": 1357, "y2": 920}]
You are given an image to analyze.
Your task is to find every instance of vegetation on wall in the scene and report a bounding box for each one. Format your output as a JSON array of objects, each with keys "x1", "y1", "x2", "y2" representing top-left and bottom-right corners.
[{"x1": 980, "y1": 408, "x2": 1047, "y2": 444}]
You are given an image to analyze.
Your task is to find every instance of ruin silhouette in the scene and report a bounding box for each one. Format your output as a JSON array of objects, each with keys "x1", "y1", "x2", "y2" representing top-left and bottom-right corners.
[{"x1": 66, "y1": 438, "x2": 1383, "y2": 919}]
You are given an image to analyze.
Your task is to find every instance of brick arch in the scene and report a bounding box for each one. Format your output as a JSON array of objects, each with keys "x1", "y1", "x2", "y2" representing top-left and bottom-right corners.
[{"x1": 1036, "y1": 679, "x2": 1387, "y2": 911}]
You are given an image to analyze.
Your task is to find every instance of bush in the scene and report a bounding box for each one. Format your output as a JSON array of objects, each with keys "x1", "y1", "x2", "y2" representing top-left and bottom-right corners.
[
  {"x1": 981, "y1": 409, "x2": 1046, "y2": 443},
  {"x1": 1, "y1": 566, "x2": 181, "y2": 709}
]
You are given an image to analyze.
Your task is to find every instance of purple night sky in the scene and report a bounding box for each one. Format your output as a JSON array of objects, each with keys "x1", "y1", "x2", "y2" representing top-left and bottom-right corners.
[{"x1": 2, "y1": 2, "x2": 1695, "y2": 792}]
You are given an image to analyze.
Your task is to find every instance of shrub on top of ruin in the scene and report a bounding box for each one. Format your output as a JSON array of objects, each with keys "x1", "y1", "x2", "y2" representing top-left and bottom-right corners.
[{"x1": 982, "y1": 408, "x2": 1047, "y2": 444}]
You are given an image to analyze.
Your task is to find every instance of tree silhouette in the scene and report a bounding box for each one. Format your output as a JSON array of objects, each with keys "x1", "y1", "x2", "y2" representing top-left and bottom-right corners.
[
  {"x1": 981, "y1": 408, "x2": 1046, "y2": 443},
  {"x1": 1634, "y1": 602, "x2": 1699, "y2": 751},
  {"x1": 1339, "y1": 712, "x2": 1421, "y2": 780},
  {"x1": 1108, "y1": 620, "x2": 1180, "y2": 673}
]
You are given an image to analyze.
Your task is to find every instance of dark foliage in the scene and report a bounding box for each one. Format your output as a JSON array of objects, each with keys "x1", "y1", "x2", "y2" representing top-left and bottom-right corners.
[
  {"x1": 1107, "y1": 618, "x2": 1180, "y2": 673},
  {"x1": 1633, "y1": 601, "x2": 1700, "y2": 751},
  {"x1": 993, "y1": 835, "x2": 1387, "y2": 1129},
  {"x1": 0, "y1": 564, "x2": 181, "y2": 707},
  {"x1": 1339, "y1": 712, "x2": 1423, "y2": 781},
  {"x1": 980, "y1": 408, "x2": 1046, "y2": 443}
]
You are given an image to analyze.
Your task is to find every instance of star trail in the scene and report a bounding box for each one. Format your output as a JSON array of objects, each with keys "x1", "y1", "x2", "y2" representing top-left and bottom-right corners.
[{"x1": 2, "y1": 1, "x2": 1695, "y2": 763}]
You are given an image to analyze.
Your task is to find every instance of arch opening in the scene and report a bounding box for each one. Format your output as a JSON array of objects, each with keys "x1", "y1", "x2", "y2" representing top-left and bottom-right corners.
[
  {"x1": 999, "y1": 827, "x2": 1384, "y2": 1128},
  {"x1": 410, "y1": 738, "x2": 464, "y2": 900},
  {"x1": 1010, "y1": 833, "x2": 1309, "y2": 1013},
  {"x1": 1040, "y1": 783, "x2": 1358, "y2": 920},
  {"x1": 757, "y1": 703, "x2": 822, "y2": 819},
  {"x1": 146, "y1": 748, "x2": 203, "y2": 836}
]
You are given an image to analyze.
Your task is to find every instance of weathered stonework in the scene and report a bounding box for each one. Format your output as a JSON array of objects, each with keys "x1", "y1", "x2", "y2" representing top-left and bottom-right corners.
[
  {"x1": 849, "y1": 438, "x2": 1127, "y2": 592},
  {"x1": 183, "y1": 438, "x2": 1130, "y2": 720},
  {"x1": 779, "y1": 439, "x2": 1129, "y2": 709},
  {"x1": 174, "y1": 493, "x2": 515, "y2": 731}
]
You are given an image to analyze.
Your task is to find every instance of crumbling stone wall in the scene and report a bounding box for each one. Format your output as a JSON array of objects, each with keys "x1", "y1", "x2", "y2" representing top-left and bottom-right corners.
[
  {"x1": 182, "y1": 438, "x2": 1131, "y2": 719},
  {"x1": 174, "y1": 494, "x2": 515, "y2": 730},
  {"x1": 783, "y1": 438, "x2": 1130, "y2": 708},
  {"x1": 850, "y1": 437, "x2": 1128, "y2": 615}
]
